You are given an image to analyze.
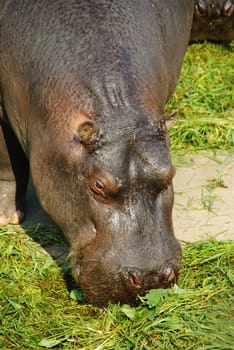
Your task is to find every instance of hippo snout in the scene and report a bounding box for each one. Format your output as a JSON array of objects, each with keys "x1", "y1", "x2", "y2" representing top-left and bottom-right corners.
[{"x1": 76, "y1": 256, "x2": 180, "y2": 307}]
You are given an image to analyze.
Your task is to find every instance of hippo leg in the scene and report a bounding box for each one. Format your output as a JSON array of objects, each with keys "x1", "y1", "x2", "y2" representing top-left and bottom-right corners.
[{"x1": 0, "y1": 119, "x2": 29, "y2": 225}]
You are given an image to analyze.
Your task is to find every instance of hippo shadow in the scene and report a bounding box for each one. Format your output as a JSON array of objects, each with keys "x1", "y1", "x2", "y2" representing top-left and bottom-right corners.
[{"x1": 21, "y1": 181, "x2": 83, "y2": 300}]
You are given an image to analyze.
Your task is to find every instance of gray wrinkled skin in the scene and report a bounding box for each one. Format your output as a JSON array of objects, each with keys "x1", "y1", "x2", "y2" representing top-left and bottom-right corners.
[
  {"x1": 191, "y1": 0, "x2": 234, "y2": 41},
  {"x1": 0, "y1": 0, "x2": 193, "y2": 306}
]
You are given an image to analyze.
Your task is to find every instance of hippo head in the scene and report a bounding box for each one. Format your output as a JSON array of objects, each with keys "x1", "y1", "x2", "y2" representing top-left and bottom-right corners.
[
  {"x1": 31, "y1": 102, "x2": 181, "y2": 306},
  {"x1": 63, "y1": 112, "x2": 181, "y2": 306}
]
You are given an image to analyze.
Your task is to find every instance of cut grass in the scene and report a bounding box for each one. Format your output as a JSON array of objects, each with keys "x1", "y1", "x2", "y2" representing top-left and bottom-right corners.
[
  {"x1": 0, "y1": 225, "x2": 233, "y2": 349},
  {"x1": 167, "y1": 41, "x2": 234, "y2": 151}
]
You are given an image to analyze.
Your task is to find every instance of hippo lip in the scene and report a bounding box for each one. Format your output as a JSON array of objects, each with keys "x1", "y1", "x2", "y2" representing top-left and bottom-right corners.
[
  {"x1": 79, "y1": 272, "x2": 176, "y2": 307},
  {"x1": 75, "y1": 260, "x2": 180, "y2": 307}
]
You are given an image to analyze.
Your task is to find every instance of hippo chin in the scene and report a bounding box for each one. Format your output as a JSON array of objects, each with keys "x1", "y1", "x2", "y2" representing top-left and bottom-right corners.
[
  {"x1": 191, "y1": 0, "x2": 234, "y2": 41},
  {"x1": 0, "y1": 0, "x2": 193, "y2": 306}
]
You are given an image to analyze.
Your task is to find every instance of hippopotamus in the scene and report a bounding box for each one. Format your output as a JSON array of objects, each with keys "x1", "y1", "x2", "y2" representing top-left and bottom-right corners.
[
  {"x1": 190, "y1": 0, "x2": 234, "y2": 41},
  {"x1": 0, "y1": 0, "x2": 194, "y2": 306}
]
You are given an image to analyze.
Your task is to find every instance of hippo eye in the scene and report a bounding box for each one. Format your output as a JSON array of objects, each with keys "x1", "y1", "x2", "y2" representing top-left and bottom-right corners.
[{"x1": 93, "y1": 180, "x2": 105, "y2": 196}]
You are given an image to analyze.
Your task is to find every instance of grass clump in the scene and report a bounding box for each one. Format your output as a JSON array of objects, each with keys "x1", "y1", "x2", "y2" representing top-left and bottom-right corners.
[
  {"x1": 0, "y1": 225, "x2": 233, "y2": 349},
  {"x1": 167, "y1": 41, "x2": 234, "y2": 151}
]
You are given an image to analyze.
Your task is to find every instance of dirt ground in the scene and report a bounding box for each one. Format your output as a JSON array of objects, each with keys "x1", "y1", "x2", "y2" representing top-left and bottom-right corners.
[
  {"x1": 173, "y1": 151, "x2": 233, "y2": 242},
  {"x1": 24, "y1": 151, "x2": 234, "y2": 243}
]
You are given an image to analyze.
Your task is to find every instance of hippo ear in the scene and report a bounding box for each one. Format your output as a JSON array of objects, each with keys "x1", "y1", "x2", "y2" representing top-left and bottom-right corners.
[
  {"x1": 77, "y1": 120, "x2": 100, "y2": 146},
  {"x1": 195, "y1": 0, "x2": 207, "y2": 16},
  {"x1": 161, "y1": 110, "x2": 177, "y2": 128},
  {"x1": 223, "y1": 0, "x2": 234, "y2": 16}
]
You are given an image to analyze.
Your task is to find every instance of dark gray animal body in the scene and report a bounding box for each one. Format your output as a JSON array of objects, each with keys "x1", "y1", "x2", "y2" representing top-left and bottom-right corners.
[
  {"x1": 0, "y1": 0, "x2": 193, "y2": 306},
  {"x1": 191, "y1": 0, "x2": 234, "y2": 41}
]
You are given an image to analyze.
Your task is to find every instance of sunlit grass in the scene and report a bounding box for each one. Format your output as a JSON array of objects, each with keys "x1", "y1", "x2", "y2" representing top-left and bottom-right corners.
[
  {"x1": 167, "y1": 41, "x2": 234, "y2": 151},
  {"x1": 0, "y1": 226, "x2": 233, "y2": 349}
]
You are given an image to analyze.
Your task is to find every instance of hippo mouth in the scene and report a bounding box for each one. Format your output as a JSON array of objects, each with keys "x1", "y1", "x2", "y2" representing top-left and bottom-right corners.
[{"x1": 75, "y1": 259, "x2": 180, "y2": 307}]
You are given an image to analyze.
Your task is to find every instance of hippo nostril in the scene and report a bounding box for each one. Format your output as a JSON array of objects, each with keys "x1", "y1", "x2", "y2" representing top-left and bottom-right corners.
[{"x1": 129, "y1": 273, "x2": 142, "y2": 289}]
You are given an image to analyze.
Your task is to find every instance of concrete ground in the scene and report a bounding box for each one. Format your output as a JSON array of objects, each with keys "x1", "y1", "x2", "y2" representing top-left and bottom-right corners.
[{"x1": 23, "y1": 151, "x2": 234, "y2": 243}]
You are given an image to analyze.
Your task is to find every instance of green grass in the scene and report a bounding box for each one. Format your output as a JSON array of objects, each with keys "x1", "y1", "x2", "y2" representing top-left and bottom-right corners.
[
  {"x1": 167, "y1": 41, "x2": 234, "y2": 151},
  {"x1": 0, "y1": 225, "x2": 233, "y2": 349}
]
